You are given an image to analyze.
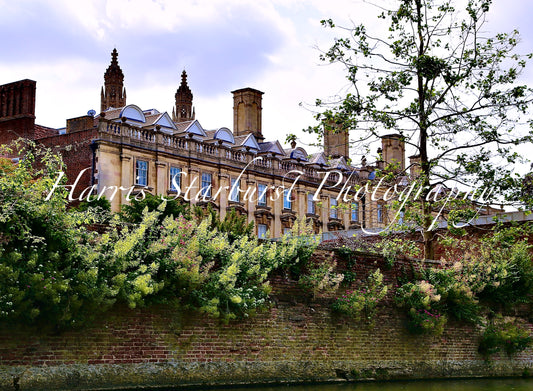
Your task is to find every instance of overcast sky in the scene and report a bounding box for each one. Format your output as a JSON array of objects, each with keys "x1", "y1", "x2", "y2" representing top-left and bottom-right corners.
[{"x1": 2, "y1": 0, "x2": 533, "y2": 160}]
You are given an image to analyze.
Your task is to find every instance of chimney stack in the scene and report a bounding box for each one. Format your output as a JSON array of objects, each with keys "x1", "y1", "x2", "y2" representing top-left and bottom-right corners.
[
  {"x1": 232, "y1": 88, "x2": 264, "y2": 142},
  {"x1": 324, "y1": 122, "x2": 349, "y2": 160},
  {"x1": 381, "y1": 134, "x2": 405, "y2": 171},
  {"x1": 409, "y1": 154, "x2": 421, "y2": 178}
]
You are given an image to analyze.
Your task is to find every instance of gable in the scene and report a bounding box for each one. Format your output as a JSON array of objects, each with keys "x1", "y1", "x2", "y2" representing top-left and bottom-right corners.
[
  {"x1": 260, "y1": 140, "x2": 285, "y2": 155},
  {"x1": 242, "y1": 133, "x2": 260, "y2": 150},
  {"x1": 333, "y1": 156, "x2": 349, "y2": 170},
  {"x1": 312, "y1": 153, "x2": 327, "y2": 166},
  {"x1": 154, "y1": 113, "x2": 177, "y2": 130},
  {"x1": 184, "y1": 120, "x2": 207, "y2": 137}
]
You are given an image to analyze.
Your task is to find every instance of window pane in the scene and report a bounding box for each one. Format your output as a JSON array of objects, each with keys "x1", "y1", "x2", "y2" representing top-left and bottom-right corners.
[
  {"x1": 258, "y1": 224, "x2": 268, "y2": 239},
  {"x1": 351, "y1": 202, "x2": 358, "y2": 221},
  {"x1": 283, "y1": 189, "x2": 292, "y2": 210},
  {"x1": 330, "y1": 197, "x2": 338, "y2": 219},
  {"x1": 201, "y1": 173, "x2": 212, "y2": 198},
  {"x1": 229, "y1": 178, "x2": 240, "y2": 202},
  {"x1": 307, "y1": 193, "x2": 315, "y2": 214},
  {"x1": 136, "y1": 160, "x2": 148, "y2": 186},
  {"x1": 258, "y1": 184, "x2": 267, "y2": 206},
  {"x1": 377, "y1": 204, "x2": 383, "y2": 223},
  {"x1": 170, "y1": 167, "x2": 181, "y2": 190}
]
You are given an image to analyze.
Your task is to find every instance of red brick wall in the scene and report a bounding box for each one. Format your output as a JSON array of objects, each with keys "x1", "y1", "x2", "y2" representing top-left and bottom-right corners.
[
  {"x1": 0, "y1": 252, "x2": 531, "y2": 389},
  {"x1": 38, "y1": 129, "x2": 98, "y2": 198},
  {"x1": 0, "y1": 303, "x2": 497, "y2": 367}
]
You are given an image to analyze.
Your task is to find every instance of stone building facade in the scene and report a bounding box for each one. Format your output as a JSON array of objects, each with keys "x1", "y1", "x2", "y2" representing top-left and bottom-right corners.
[{"x1": 1, "y1": 50, "x2": 416, "y2": 238}]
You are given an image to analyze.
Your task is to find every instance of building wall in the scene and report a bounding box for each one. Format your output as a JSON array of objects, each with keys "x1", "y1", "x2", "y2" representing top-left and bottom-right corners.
[{"x1": 95, "y1": 119, "x2": 383, "y2": 237}]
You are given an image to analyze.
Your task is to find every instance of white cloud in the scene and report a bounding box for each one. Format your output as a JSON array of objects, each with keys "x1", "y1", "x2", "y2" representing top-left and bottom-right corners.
[{"x1": 1, "y1": 0, "x2": 533, "y2": 164}]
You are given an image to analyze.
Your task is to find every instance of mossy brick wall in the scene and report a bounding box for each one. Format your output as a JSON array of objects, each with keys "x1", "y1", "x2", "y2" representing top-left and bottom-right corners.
[{"x1": 0, "y1": 250, "x2": 532, "y2": 390}]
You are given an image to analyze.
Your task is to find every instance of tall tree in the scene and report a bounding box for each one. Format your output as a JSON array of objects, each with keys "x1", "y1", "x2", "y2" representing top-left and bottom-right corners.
[{"x1": 312, "y1": 0, "x2": 533, "y2": 258}]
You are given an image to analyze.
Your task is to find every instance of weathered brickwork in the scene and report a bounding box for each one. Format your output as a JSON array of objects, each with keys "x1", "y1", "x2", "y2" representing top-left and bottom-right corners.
[{"x1": 38, "y1": 129, "x2": 99, "y2": 196}]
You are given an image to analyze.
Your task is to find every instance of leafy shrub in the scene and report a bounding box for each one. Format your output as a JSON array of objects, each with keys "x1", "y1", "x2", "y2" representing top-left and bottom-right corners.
[
  {"x1": 332, "y1": 269, "x2": 388, "y2": 322},
  {"x1": 0, "y1": 141, "x2": 116, "y2": 330},
  {"x1": 335, "y1": 246, "x2": 355, "y2": 262},
  {"x1": 479, "y1": 316, "x2": 532, "y2": 357},
  {"x1": 120, "y1": 192, "x2": 190, "y2": 223},
  {"x1": 406, "y1": 308, "x2": 447, "y2": 335},
  {"x1": 94, "y1": 208, "x2": 319, "y2": 322},
  {"x1": 442, "y1": 223, "x2": 533, "y2": 307},
  {"x1": 422, "y1": 267, "x2": 481, "y2": 323},
  {"x1": 199, "y1": 205, "x2": 254, "y2": 243},
  {"x1": 0, "y1": 141, "x2": 320, "y2": 327},
  {"x1": 376, "y1": 237, "x2": 421, "y2": 269}
]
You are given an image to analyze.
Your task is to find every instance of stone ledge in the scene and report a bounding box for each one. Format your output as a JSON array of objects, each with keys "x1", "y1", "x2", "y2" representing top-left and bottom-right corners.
[{"x1": 1, "y1": 360, "x2": 532, "y2": 391}]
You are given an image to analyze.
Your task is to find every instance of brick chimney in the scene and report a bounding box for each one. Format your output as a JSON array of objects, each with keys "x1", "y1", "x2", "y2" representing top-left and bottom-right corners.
[{"x1": 0, "y1": 79, "x2": 36, "y2": 143}]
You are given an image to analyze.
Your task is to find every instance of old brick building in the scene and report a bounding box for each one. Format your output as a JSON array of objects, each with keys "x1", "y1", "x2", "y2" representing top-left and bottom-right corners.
[{"x1": 1, "y1": 50, "x2": 414, "y2": 238}]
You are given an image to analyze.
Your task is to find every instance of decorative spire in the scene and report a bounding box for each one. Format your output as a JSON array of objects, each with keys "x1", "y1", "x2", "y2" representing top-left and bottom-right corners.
[
  {"x1": 101, "y1": 48, "x2": 126, "y2": 112},
  {"x1": 173, "y1": 70, "x2": 194, "y2": 122}
]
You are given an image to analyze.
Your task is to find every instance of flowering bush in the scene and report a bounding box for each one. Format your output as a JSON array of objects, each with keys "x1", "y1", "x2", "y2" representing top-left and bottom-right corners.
[
  {"x1": 441, "y1": 223, "x2": 533, "y2": 307},
  {"x1": 406, "y1": 308, "x2": 447, "y2": 335},
  {"x1": 299, "y1": 257, "x2": 344, "y2": 297},
  {"x1": 395, "y1": 279, "x2": 447, "y2": 335},
  {"x1": 95, "y1": 209, "x2": 318, "y2": 322},
  {"x1": 0, "y1": 142, "x2": 319, "y2": 328},
  {"x1": 332, "y1": 269, "x2": 388, "y2": 322},
  {"x1": 479, "y1": 316, "x2": 532, "y2": 357},
  {"x1": 421, "y1": 267, "x2": 481, "y2": 323}
]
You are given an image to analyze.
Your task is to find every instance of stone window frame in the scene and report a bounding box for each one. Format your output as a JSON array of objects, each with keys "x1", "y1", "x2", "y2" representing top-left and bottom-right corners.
[
  {"x1": 351, "y1": 202, "x2": 359, "y2": 222},
  {"x1": 307, "y1": 193, "x2": 315, "y2": 215},
  {"x1": 229, "y1": 177, "x2": 241, "y2": 203},
  {"x1": 377, "y1": 202, "x2": 384, "y2": 223},
  {"x1": 283, "y1": 188, "x2": 292, "y2": 210},
  {"x1": 330, "y1": 197, "x2": 338, "y2": 219}
]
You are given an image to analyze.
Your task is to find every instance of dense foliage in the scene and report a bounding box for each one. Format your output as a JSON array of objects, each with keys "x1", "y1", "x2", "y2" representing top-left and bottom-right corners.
[
  {"x1": 0, "y1": 142, "x2": 318, "y2": 329},
  {"x1": 479, "y1": 315, "x2": 532, "y2": 357},
  {"x1": 0, "y1": 141, "x2": 110, "y2": 329},
  {"x1": 394, "y1": 223, "x2": 533, "y2": 344}
]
